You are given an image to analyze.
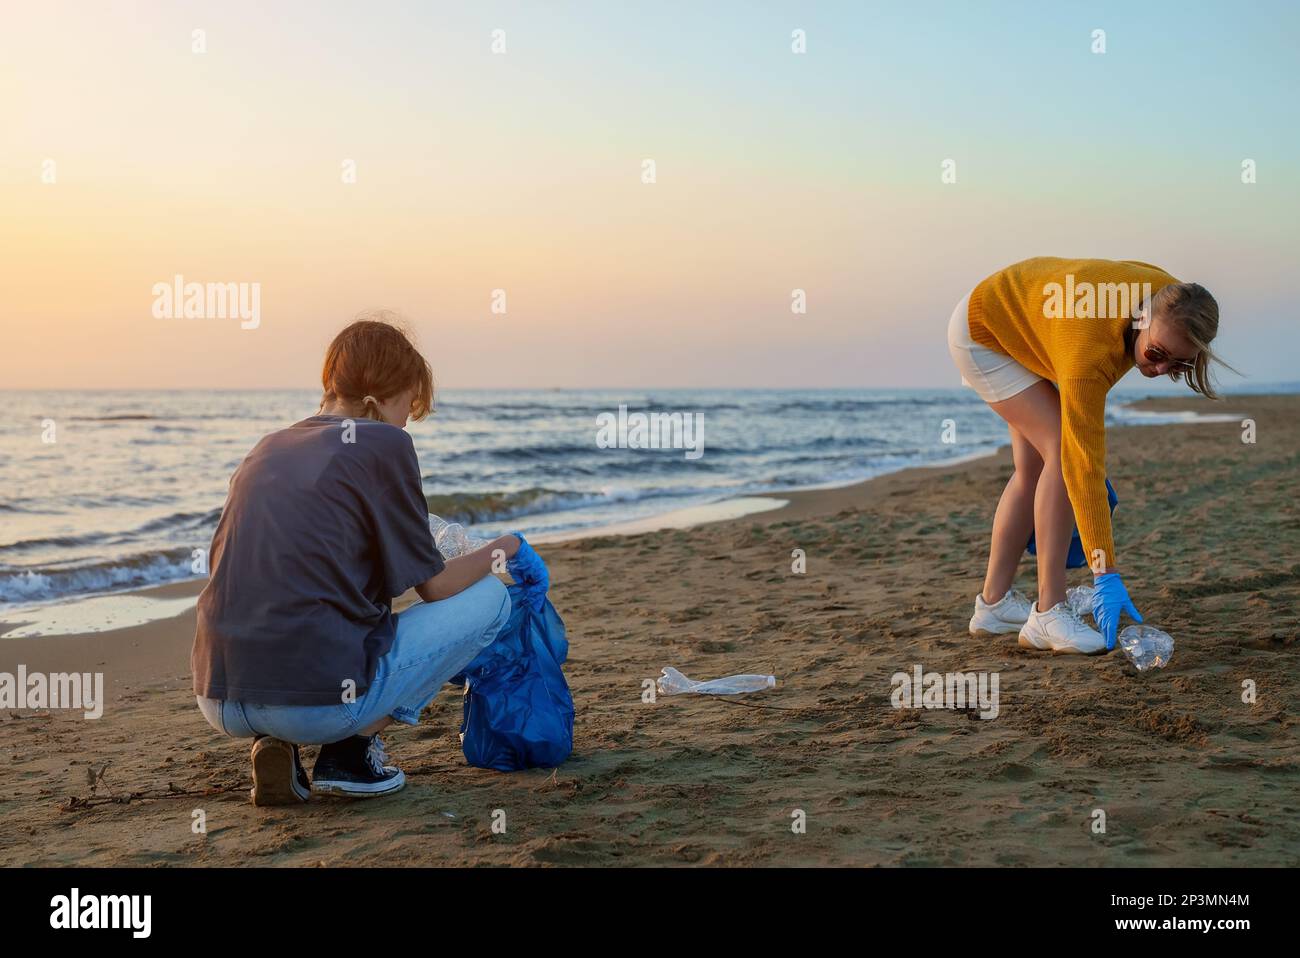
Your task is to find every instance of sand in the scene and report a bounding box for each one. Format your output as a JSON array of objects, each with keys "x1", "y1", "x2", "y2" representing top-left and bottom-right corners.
[{"x1": 1, "y1": 394, "x2": 1296, "y2": 867}]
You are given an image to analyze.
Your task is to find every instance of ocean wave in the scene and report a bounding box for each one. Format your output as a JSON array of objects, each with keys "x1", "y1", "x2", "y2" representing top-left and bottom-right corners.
[
  {"x1": 0, "y1": 508, "x2": 222, "y2": 554},
  {"x1": 424, "y1": 485, "x2": 713, "y2": 525},
  {"x1": 1106, "y1": 405, "x2": 1244, "y2": 427},
  {"x1": 438, "y1": 401, "x2": 665, "y2": 419},
  {"x1": 434, "y1": 400, "x2": 748, "y2": 424},
  {"x1": 769, "y1": 396, "x2": 975, "y2": 414},
  {"x1": 0, "y1": 550, "x2": 197, "y2": 604},
  {"x1": 66, "y1": 493, "x2": 177, "y2": 511},
  {"x1": 641, "y1": 398, "x2": 744, "y2": 412},
  {"x1": 594, "y1": 456, "x2": 727, "y2": 475},
  {"x1": 438, "y1": 441, "x2": 734, "y2": 464},
  {"x1": 0, "y1": 531, "x2": 106, "y2": 553},
  {"x1": 135, "y1": 508, "x2": 224, "y2": 534},
  {"x1": 478, "y1": 443, "x2": 603, "y2": 461},
  {"x1": 425, "y1": 488, "x2": 571, "y2": 524},
  {"x1": 71, "y1": 414, "x2": 159, "y2": 421},
  {"x1": 785, "y1": 434, "x2": 890, "y2": 451}
]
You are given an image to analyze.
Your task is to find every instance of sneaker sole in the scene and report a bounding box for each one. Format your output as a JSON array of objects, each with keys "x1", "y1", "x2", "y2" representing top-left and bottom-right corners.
[
  {"x1": 971, "y1": 624, "x2": 1023, "y2": 638},
  {"x1": 1017, "y1": 633, "x2": 1105, "y2": 655},
  {"x1": 311, "y1": 770, "x2": 406, "y2": 799},
  {"x1": 250, "y1": 739, "x2": 310, "y2": 807}
]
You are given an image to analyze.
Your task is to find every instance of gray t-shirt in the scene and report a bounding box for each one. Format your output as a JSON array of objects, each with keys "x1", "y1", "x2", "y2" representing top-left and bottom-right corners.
[{"x1": 192, "y1": 415, "x2": 444, "y2": 706}]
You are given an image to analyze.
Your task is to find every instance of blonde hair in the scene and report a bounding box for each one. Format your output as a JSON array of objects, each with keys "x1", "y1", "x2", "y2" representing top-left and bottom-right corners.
[{"x1": 1149, "y1": 282, "x2": 1235, "y2": 400}]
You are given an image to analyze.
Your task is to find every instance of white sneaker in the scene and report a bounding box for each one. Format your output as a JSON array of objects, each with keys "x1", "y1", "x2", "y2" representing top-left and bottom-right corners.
[
  {"x1": 969, "y1": 588, "x2": 1033, "y2": 637},
  {"x1": 1017, "y1": 601, "x2": 1107, "y2": 655}
]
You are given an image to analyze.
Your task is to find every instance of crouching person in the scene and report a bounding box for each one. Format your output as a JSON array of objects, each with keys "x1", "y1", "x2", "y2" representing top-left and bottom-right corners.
[{"x1": 191, "y1": 317, "x2": 547, "y2": 805}]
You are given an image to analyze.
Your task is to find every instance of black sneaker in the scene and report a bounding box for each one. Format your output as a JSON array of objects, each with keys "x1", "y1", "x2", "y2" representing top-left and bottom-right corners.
[
  {"x1": 311, "y1": 734, "x2": 406, "y2": 798},
  {"x1": 249, "y1": 736, "x2": 311, "y2": 806}
]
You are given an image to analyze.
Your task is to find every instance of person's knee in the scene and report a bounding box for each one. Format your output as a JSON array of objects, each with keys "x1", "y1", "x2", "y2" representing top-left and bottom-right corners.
[
  {"x1": 478, "y1": 575, "x2": 511, "y2": 637},
  {"x1": 1020, "y1": 427, "x2": 1059, "y2": 469},
  {"x1": 1038, "y1": 444, "x2": 1064, "y2": 478},
  {"x1": 1012, "y1": 457, "x2": 1043, "y2": 486},
  {"x1": 1015, "y1": 426, "x2": 1054, "y2": 462}
]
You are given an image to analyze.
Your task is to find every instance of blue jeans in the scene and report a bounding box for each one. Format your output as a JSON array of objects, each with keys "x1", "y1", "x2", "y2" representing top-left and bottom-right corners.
[{"x1": 196, "y1": 576, "x2": 511, "y2": 745}]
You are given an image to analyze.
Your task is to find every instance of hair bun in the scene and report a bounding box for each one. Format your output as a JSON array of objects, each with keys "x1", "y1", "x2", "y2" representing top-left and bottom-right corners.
[{"x1": 319, "y1": 318, "x2": 435, "y2": 421}]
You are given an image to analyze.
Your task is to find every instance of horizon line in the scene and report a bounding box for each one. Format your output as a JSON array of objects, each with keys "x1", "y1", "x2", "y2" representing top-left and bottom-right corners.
[{"x1": 1, "y1": 380, "x2": 1290, "y2": 394}]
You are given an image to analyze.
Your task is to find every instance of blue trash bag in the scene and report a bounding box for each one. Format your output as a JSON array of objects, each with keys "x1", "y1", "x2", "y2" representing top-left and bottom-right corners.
[
  {"x1": 1026, "y1": 477, "x2": 1118, "y2": 569},
  {"x1": 450, "y1": 583, "x2": 573, "y2": 771}
]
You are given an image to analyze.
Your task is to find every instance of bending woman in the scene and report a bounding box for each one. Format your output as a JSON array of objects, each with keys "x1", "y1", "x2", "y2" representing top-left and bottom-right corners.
[
  {"x1": 948, "y1": 257, "x2": 1226, "y2": 654},
  {"x1": 192, "y1": 317, "x2": 549, "y2": 805}
]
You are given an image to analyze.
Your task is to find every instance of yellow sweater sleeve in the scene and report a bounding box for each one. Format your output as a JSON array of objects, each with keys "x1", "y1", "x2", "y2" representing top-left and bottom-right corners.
[{"x1": 1059, "y1": 378, "x2": 1115, "y2": 570}]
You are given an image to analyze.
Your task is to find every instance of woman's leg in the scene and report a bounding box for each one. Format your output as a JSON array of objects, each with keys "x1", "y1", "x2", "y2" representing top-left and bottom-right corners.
[
  {"x1": 349, "y1": 575, "x2": 513, "y2": 732},
  {"x1": 981, "y1": 425, "x2": 1043, "y2": 603},
  {"x1": 308, "y1": 577, "x2": 512, "y2": 799},
  {"x1": 987, "y1": 381, "x2": 1074, "y2": 611},
  {"x1": 201, "y1": 583, "x2": 511, "y2": 804}
]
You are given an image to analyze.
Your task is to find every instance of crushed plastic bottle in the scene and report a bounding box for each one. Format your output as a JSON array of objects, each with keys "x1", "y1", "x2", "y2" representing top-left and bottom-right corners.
[
  {"x1": 1066, "y1": 584, "x2": 1096, "y2": 618},
  {"x1": 656, "y1": 667, "x2": 777, "y2": 696},
  {"x1": 428, "y1": 514, "x2": 492, "y2": 559},
  {"x1": 1119, "y1": 625, "x2": 1174, "y2": 671}
]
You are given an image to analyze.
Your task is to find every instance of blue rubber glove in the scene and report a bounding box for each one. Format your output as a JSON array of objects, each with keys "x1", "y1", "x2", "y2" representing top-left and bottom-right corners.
[
  {"x1": 1092, "y1": 572, "x2": 1142, "y2": 651},
  {"x1": 507, "y1": 532, "x2": 549, "y2": 610}
]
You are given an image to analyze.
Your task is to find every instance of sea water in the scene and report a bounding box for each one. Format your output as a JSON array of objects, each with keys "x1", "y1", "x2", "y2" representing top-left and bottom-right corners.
[{"x1": 0, "y1": 386, "x2": 1278, "y2": 606}]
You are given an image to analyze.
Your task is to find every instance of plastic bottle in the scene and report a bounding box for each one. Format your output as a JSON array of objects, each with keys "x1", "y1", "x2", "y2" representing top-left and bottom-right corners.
[
  {"x1": 1119, "y1": 625, "x2": 1174, "y2": 671},
  {"x1": 427, "y1": 514, "x2": 492, "y2": 559},
  {"x1": 656, "y1": 667, "x2": 777, "y2": 696},
  {"x1": 1066, "y1": 584, "x2": 1095, "y2": 618}
]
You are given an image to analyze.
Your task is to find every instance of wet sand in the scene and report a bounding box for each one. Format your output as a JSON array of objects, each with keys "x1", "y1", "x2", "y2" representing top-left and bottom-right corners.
[{"x1": 1, "y1": 394, "x2": 1296, "y2": 867}]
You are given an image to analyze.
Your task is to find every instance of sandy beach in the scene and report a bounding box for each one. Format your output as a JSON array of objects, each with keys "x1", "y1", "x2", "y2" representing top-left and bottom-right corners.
[{"x1": 1, "y1": 394, "x2": 1296, "y2": 867}]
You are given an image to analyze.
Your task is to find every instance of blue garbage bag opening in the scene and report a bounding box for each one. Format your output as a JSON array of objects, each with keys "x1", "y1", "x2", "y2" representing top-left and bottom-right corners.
[
  {"x1": 1026, "y1": 477, "x2": 1118, "y2": 569},
  {"x1": 451, "y1": 583, "x2": 573, "y2": 772}
]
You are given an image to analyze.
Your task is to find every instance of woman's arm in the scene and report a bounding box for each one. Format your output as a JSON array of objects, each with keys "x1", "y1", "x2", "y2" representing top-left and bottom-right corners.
[
  {"x1": 1061, "y1": 377, "x2": 1141, "y2": 649},
  {"x1": 414, "y1": 534, "x2": 520, "y2": 603},
  {"x1": 1058, "y1": 377, "x2": 1117, "y2": 573}
]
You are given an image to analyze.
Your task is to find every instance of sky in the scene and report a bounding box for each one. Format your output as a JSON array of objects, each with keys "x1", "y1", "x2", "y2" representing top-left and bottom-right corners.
[{"x1": 2, "y1": 0, "x2": 1296, "y2": 390}]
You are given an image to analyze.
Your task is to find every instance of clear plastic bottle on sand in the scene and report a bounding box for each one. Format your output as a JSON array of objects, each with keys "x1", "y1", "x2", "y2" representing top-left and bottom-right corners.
[
  {"x1": 1066, "y1": 584, "x2": 1096, "y2": 618},
  {"x1": 1119, "y1": 625, "x2": 1174, "y2": 671},
  {"x1": 427, "y1": 514, "x2": 492, "y2": 559},
  {"x1": 657, "y1": 667, "x2": 777, "y2": 696}
]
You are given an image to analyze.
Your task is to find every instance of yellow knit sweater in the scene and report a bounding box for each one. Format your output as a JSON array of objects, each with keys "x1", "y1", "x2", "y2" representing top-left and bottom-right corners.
[{"x1": 967, "y1": 257, "x2": 1180, "y2": 570}]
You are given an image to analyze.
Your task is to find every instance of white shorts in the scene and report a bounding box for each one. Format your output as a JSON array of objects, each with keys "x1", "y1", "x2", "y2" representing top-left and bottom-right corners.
[{"x1": 947, "y1": 291, "x2": 1044, "y2": 404}]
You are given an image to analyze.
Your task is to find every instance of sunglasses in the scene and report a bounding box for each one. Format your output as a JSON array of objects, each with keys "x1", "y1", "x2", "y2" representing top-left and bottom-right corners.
[{"x1": 1143, "y1": 335, "x2": 1197, "y2": 373}]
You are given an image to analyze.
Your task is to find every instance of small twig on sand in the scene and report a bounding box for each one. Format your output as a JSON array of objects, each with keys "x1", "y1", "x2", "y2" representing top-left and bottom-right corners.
[
  {"x1": 86, "y1": 762, "x2": 115, "y2": 798},
  {"x1": 531, "y1": 768, "x2": 575, "y2": 794},
  {"x1": 59, "y1": 781, "x2": 248, "y2": 812}
]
